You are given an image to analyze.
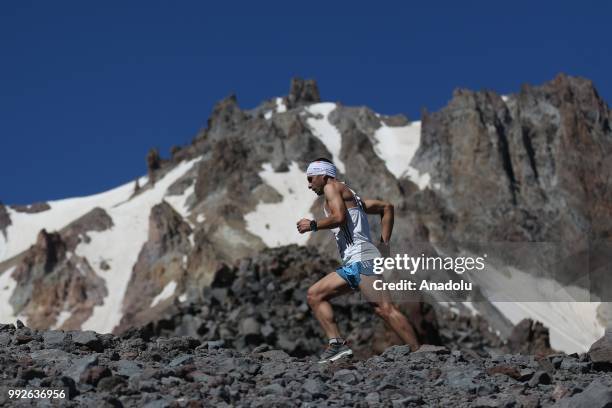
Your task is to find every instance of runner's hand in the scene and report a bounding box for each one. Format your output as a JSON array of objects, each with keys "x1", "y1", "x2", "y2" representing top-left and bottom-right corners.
[
  {"x1": 296, "y1": 218, "x2": 312, "y2": 234},
  {"x1": 377, "y1": 239, "x2": 390, "y2": 258}
]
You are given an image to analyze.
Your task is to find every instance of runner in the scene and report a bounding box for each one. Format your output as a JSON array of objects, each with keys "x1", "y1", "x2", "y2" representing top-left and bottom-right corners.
[{"x1": 296, "y1": 158, "x2": 420, "y2": 363}]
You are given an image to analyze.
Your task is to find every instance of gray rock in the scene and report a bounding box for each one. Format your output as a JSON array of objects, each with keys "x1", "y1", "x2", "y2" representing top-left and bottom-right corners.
[
  {"x1": 114, "y1": 360, "x2": 143, "y2": 377},
  {"x1": 43, "y1": 330, "x2": 68, "y2": 349},
  {"x1": 187, "y1": 371, "x2": 212, "y2": 382},
  {"x1": 333, "y1": 369, "x2": 358, "y2": 384},
  {"x1": 392, "y1": 395, "x2": 423, "y2": 406},
  {"x1": 160, "y1": 376, "x2": 182, "y2": 386},
  {"x1": 528, "y1": 370, "x2": 551, "y2": 387},
  {"x1": 30, "y1": 348, "x2": 72, "y2": 362},
  {"x1": 414, "y1": 345, "x2": 449, "y2": 354},
  {"x1": 169, "y1": 354, "x2": 194, "y2": 367},
  {"x1": 0, "y1": 333, "x2": 11, "y2": 347},
  {"x1": 302, "y1": 378, "x2": 327, "y2": 396},
  {"x1": 554, "y1": 379, "x2": 612, "y2": 408},
  {"x1": 518, "y1": 368, "x2": 535, "y2": 381},
  {"x1": 260, "y1": 362, "x2": 287, "y2": 379},
  {"x1": 206, "y1": 339, "x2": 225, "y2": 349},
  {"x1": 381, "y1": 345, "x2": 412, "y2": 360},
  {"x1": 216, "y1": 357, "x2": 237, "y2": 374},
  {"x1": 0, "y1": 323, "x2": 14, "y2": 332},
  {"x1": 142, "y1": 398, "x2": 171, "y2": 408},
  {"x1": 473, "y1": 395, "x2": 514, "y2": 407},
  {"x1": 560, "y1": 359, "x2": 590, "y2": 373},
  {"x1": 260, "y1": 383, "x2": 285, "y2": 395},
  {"x1": 365, "y1": 392, "x2": 381, "y2": 405},
  {"x1": 588, "y1": 328, "x2": 612, "y2": 370},
  {"x1": 97, "y1": 375, "x2": 127, "y2": 392},
  {"x1": 72, "y1": 330, "x2": 103, "y2": 351},
  {"x1": 66, "y1": 354, "x2": 99, "y2": 383},
  {"x1": 260, "y1": 349, "x2": 290, "y2": 361},
  {"x1": 445, "y1": 367, "x2": 482, "y2": 392}
]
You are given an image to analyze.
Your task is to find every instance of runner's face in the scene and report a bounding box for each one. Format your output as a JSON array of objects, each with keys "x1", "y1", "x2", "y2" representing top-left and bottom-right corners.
[{"x1": 307, "y1": 175, "x2": 325, "y2": 196}]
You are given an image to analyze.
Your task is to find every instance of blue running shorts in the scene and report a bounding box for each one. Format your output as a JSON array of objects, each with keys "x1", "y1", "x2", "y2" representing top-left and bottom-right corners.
[{"x1": 335, "y1": 260, "x2": 376, "y2": 290}]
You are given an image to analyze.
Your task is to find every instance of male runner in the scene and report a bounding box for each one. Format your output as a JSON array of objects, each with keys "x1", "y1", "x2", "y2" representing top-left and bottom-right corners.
[{"x1": 296, "y1": 158, "x2": 420, "y2": 363}]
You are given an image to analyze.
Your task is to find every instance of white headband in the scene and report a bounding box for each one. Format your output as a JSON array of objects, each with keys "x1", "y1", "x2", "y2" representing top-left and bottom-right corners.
[{"x1": 306, "y1": 161, "x2": 337, "y2": 178}]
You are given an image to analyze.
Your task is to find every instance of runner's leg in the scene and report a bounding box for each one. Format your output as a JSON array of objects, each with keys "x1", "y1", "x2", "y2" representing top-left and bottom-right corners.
[
  {"x1": 307, "y1": 272, "x2": 353, "y2": 339},
  {"x1": 359, "y1": 275, "x2": 420, "y2": 350}
]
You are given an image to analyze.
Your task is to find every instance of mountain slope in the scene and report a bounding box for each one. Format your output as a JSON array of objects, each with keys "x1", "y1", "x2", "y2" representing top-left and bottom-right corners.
[{"x1": 1, "y1": 76, "x2": 611, "y2": 353}]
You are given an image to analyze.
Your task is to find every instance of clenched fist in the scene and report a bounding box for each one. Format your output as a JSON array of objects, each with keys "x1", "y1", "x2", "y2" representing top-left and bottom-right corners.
[{"x1": 296, "y1": 218, "x2": 312, "y2": 234}]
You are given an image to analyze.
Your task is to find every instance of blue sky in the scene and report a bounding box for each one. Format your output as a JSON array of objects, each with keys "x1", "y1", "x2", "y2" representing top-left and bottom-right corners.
[{"x1": 1, "y1": 1, "x2": 610, "y2": 204}]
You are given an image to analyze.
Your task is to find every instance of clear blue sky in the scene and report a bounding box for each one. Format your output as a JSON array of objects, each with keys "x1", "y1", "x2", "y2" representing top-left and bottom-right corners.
[{"x1": 1, "y1": 1, "x2": 610, "y2": 205}]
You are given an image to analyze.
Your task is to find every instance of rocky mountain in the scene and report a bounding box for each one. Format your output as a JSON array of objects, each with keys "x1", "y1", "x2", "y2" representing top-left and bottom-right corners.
[{"x1": 1, "y1": 75, "x2": 611, "y2": 354}]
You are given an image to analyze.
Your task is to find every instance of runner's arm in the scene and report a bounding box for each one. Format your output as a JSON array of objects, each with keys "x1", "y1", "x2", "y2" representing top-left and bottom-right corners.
[
  {"x1": 315, "y1": 183, "x2": 347, "y2": 230},
  {"x1": 296, "y1": 184, "x2": 346, "y2": 233},
  {"x1": 362, "y1": 199, "x2": 394, "y2": 243}
]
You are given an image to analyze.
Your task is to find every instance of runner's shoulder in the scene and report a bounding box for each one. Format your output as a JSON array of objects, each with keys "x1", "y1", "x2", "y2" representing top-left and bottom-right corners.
[{"x1": 323, "y1": 181, "x2": 343, "y2": 196}]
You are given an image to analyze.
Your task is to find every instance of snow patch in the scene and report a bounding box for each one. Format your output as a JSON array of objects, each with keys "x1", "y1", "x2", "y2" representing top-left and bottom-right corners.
[
  {"x1": 372, "y1": 121, "x2": 430, "y2": 189},
  {"x1": 276, "y1": 97, "x2": 287, "y2": 113},
  {"x1": 53, "y1": 310, "x2": 72, "y2": 329},
  {"x1": 150, "y1": 280, "x2": 178, "y2": 308},
  {"x1": 470, "y1": 261, "x2": 605, "y2": 353},
  {"x1": 196, "y1": 213, "x2": 205, "y2": 223},
  {"x1": 305, "y1": 103, "x2": 346, "y2": 173},
  {"x1": 77, "y1": 158, "x2": 201, "y2": 334},
  {"x1": 0, "y1": 266, "x2": 17, "y2": 323},
  {"x1": 264, "y1": 97, "x2": 287, "y2": 120},
  {"x1": 1, "y1": 175, "x2": 147, "y2": 262},
  {"x1": 436, "y1": 244, "x2": 605, "y2": 353},
  {"x1": 244, "y1": 162, "x2": 315, "y2": 247},
  {"x1": 178, "y1": 293, "x2": 187, "y2": 303}
]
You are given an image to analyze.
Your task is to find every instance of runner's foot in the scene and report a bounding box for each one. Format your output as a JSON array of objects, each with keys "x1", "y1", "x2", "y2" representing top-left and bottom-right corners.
[{"x1": 318, "y1": 339, "x2": 353, "y2": 363}]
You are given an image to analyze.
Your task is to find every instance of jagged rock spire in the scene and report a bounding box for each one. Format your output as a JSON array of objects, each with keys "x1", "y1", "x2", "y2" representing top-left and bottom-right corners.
[{"x1": 287, "y1": 77, "x2": 320, "y2": 108}]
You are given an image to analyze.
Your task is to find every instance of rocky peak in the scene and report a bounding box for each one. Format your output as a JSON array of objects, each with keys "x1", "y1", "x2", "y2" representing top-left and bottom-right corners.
[
  {"x1": 526, "y1": 74, "x2": 609, "y2": 123},
  {"x1": 287, "y1": 77, "x2": 320, "y2": 108},
  {"x1": 413, "y1": 74, "x2": 612, "y2": 244},
  {"x1": 206, "y1": 94, "x2": 248, "y2": 140}
]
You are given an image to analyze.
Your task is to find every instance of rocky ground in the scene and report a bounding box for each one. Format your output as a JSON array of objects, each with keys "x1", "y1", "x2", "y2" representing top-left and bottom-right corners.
[
  {"x1": 7, "y1": 244, "x2": 608, "y2": 407},
  {"x1": 137, "y1": 245, "x2": 506, "y2": 359},
  {"x1": 1, "y1": 321, "x2": 612, "y2": 407}
]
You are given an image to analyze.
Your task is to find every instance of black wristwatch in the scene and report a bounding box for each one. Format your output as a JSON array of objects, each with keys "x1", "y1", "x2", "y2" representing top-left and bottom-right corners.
[{"x1": 310, "y1": 220, "x2": 318, "y2": 232}]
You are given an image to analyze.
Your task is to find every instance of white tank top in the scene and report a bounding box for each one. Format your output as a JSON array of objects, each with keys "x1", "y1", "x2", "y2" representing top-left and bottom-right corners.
[{"x1": 323, "y1": 184, "x2": 381, "y2": 265}]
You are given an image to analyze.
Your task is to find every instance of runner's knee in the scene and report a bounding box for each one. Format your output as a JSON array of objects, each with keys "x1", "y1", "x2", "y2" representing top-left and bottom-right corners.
[
  {"x1": 307, "y1": 286, "x2": 322, "y2": 306},
  {"x1": 374, "y1": 302, "x2": 396, "y2": 320}
]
